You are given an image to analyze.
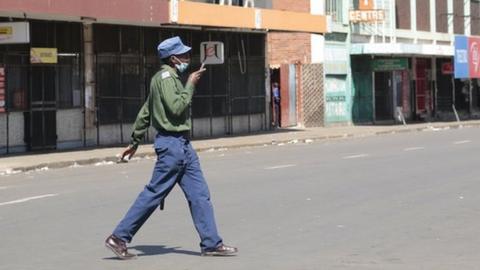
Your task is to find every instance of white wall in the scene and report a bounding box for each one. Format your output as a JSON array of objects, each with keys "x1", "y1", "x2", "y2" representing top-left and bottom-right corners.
[
  {"x1": 311, "y1": 34, "x2": 325, "y2": 64},
  {"x1": 0, "y1": 113, "x2": 6, "y2": 154},
  {"x1": 98, "y1": 124, "x2": 122, "y2": 145},
  {"x1": 311, "y1": 0, "x2": 325, "y2": 64},
  {"x1": 57, "y1": 108, "x2": 84, "y2": 149}
]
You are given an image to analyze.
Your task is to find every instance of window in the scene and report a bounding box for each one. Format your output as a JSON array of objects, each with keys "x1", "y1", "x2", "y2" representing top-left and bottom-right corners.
[
  {"x1": 436, "y1": 0, "x2": 448, "y2": 33},
  {"x1": 454, "y1": 0, "x2": 465, "y2": 34},
  {"x1": 57, "y1": 56, "x2": 82, "y2": 108},
  {"x1": 416, "y1": 0, "x2": 430, "y2": 31},
  {"x1": 95, "y1": 25, "x2": 145, "y2": 124},
  {"x1": 326, "y1": 0, "x2": 343, "y2": 23},
  {"x1": 472, "y1": 0, "x2": 480, "y2": 35},
  {"x1": 395, "y1": 0, "x2": 411, "y2": 30},
  {"x1": 5, "y1": 54, "x2": 28, "y2": 111}
]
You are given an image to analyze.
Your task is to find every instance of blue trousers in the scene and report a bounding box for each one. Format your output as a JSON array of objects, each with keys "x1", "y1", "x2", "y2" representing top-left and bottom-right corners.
[{"x1": 113, "y1": 133, "x2": 223, "y2": 251}]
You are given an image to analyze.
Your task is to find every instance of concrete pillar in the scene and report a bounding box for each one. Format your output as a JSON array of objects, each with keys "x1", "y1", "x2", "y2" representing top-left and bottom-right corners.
[
  {"x1": 83, "y1": 23, "x2": 97, "y2": 145},
  {"x1": 447, "y1": 0, "x2": 453, "y2": 35},
  {"x1": 429, "y1": 0, "x2": 436, "y2": 34},
  {"x1": 410, "y1": 0, "x2": 417, "y2": 30}
]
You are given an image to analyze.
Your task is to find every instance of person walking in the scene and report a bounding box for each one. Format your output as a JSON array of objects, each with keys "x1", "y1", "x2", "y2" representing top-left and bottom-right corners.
[{"x1": 105, "y1": 36, "x2": 237, "y2": 259}]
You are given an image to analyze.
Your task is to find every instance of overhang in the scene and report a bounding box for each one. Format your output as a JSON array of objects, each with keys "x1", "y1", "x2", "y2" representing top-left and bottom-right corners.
[
  {"x1": 0, "y1": 0, "x2": 327, "y2": 33},
  {"x1": 350, "y1": 43, "x2": 454, "y2": 57}
]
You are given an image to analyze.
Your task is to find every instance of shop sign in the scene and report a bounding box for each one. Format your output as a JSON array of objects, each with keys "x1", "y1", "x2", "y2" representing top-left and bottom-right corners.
[
  {"x1": 349, "y1": 10, "x2": 385, "y2": 23},
  {"x1": 200, "y1": 42, "x2": 224, "y2": 65},
  {"x1": 325, "y1": 77, "x2": 349, "y2": 123},
  {"x1": 455, "y1": 35, "x2": 473, "y2": 78},
  {"x1": 373, "y1": 59, "x2": 408, "y2": 71},
  {"x1": 441, "y1": 62, "x2": 453, "y2": 75},
  {"x1": 0, "y1": 22, "x2": 30, "y2": 44},
  {"x1": 0, "y1": 66, "x2": 5, "y2": 113},
  {"x1": 30, "y1": 48, "x2": 58, "y2": 64},
  {"x1": 469, "y1": 36, "x2": 480, "y2": 78}
]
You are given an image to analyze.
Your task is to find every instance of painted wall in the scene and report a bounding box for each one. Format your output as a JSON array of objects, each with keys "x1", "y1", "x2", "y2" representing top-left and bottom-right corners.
[{"x1": 56, "y1": 108, "x2": 83, "y2": 149}]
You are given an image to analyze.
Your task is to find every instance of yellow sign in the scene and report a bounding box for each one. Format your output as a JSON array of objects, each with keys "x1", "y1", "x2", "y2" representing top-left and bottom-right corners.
[
  {"x1": 30, "y1": 48, "x2": 58, "y2": 64},
  {"x1": 0, "y1": 26, "x2": 12, "y2": 36}
]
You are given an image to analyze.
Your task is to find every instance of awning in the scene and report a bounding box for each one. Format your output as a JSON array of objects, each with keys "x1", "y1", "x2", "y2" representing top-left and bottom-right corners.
[
  {"x1": 164, "y1": 0, "x2": 328, "y2": 33},
  {"x1": 0, "y1": 0, "x2": 328, "y2": 33},
  {"x1": 350, "y1": 43, "x2": 454, "y2": 57}
]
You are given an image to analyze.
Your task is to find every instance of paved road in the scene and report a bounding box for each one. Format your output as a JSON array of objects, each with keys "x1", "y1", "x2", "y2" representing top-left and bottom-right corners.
[{"x1": 1, "y1": 126, "x2": 480, "y2": 270}]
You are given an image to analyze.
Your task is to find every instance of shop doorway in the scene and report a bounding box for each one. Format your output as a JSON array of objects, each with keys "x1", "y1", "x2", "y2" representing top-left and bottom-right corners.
[
  {"x1": 374, "y1": 71, "x2": 393, "y2": 121},
  {"x1": 374, "y1": 70, "x2": 410, "y2": 122},
  {"x1": 26, "y1": 65, "x2": 57, "y2": 150}
]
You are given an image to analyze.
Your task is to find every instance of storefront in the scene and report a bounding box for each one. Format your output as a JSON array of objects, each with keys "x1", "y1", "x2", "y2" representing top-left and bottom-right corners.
[
  {"x1": 351, "y1": 56, "x2": 412, "y2": 124},
  {"x1": 0, "y1": 20, "x2": 83, "y2": 154},
  {"x1": 0, "y1": 0, "x2": 327, "y2": 154},
  {"x1": 372, "y1": 58, "x2": 411, "y2": 122}
]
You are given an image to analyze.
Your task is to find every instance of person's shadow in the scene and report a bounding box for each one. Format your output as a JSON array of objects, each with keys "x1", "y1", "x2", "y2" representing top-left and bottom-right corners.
[
  {"x1": 133, "y1": 245, "x2": 200, "y2": 257},
  {"x1": 103, "y1": 245, "x2": 200, "y2": 260}
]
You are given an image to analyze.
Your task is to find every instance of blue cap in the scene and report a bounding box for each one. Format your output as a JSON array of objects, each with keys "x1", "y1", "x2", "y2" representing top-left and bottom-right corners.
[{"x1": 157, "y1": 36, "x2": 191, "y2": 59}]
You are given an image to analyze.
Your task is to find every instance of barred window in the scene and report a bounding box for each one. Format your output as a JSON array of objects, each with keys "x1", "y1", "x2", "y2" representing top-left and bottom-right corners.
[{"x1": 326, "y1": 0, "x2": 343, "y2": 23}]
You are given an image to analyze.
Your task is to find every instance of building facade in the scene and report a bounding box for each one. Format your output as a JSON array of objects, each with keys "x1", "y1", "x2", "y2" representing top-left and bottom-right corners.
[
  {"x1": 0, "y1": 0, "x2": 327, "y2": 154},
  {"x1": 348, "y1": 0, "x2": 480, "y2": 124}
]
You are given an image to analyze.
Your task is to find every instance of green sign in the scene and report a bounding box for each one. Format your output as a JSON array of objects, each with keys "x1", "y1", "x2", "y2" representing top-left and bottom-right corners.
[{"x1": 373, "y1": 59, "x2": 408, "y2": 71}]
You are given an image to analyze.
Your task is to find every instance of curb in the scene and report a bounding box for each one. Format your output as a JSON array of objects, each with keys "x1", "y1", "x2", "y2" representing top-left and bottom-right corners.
[{"x1": 1, "y1": 122, "x2": 479, "y2": 175}]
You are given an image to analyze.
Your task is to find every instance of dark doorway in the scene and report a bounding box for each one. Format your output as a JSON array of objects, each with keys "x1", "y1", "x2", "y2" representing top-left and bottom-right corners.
[
  {"x1": 270, "y1": 68, "x2": 280, "y2": 127},
  {"x1": 374, "y1": 71, "x2": 393, "y2": 121},
  {"x1": 26, "y1": 65, "x2": 57, "y2": 150}
]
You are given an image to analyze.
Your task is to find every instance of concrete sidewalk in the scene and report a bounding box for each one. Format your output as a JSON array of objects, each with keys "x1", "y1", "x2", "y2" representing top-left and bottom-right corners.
[{"x1": 1, "y1": 120, "x2": 480, "y2": 175}]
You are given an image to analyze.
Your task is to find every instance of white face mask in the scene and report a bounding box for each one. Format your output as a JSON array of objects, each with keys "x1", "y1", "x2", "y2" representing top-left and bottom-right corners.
[{"x1": 173, "y1": 56, "x2": 189, "y2": 73}]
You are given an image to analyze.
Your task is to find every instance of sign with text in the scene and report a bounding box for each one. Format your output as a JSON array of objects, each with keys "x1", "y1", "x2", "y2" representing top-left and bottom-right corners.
[
  {"x1": 373, "y1": 59, "x2": 408, "y2": 71},
  {"x1": 200, "y1": 42, "x2": 224, "y2": 65},
  {"x1": 441, "y1": 62, "x2": 453, "y2": 75},
  {"x1": 0, "y1": 66, "x2": 5, "y2": 113},
  {"x1": 30, "y1": 48, "x2": 58, "y2": 64},
  {"x1": 469, "y1": 36, "x2": 480, "y2": 78},
  {"x1": 455, "y1": 35, "x2": 473, "y2": 78},
  {"x1": 0, "y1": 22, "x2": 30, "y2": 44},
  {"x1": 349, "y1": 9, "x2": 385, "y2": 23}
]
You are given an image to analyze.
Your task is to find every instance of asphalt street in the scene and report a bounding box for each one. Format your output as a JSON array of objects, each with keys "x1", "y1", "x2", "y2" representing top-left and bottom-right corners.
[{"x1": 1, "y1": 126, "x2": 480, "y2": 270}]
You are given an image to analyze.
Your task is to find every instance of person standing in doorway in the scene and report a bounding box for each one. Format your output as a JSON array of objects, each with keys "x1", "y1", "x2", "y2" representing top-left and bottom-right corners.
[
  {"x1": 272, "y1": 82, "x2": 281, "y2": 127},
  {"x1": 105, "y1": 36, "x2": 237, "y2": 259}
]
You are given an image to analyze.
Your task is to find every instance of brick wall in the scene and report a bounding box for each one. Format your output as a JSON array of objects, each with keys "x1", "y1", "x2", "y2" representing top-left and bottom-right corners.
[
  {"x1": 268, "y1": 33, "x2": 311, "y2": 65},
  {"x1": 267, "y1": 0, "x2": 311, "y2": 65}
]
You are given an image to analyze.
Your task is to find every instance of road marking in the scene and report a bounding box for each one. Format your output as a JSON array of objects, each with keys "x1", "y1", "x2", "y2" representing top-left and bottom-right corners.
[
  {"x1": 264, "y1": 164, "x2": 296, "y2": 170},
  {"x1": 453, "y1": 140, "x2": 471, "y2": 145},
  {"x1": 342, "y1": 154, "x2": 369, "y2": 159},
  {"x1": 0, "y1": 194, "x2": 58, "y2": 207},
  {"x1": 404, "y1": 147, "x2": 425, "y2": 151},
  {"x1": 0, "y1": 186, "x2": 10, "y2": 190}
]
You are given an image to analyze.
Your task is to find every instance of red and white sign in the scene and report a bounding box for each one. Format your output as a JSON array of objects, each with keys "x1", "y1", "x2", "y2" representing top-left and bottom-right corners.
[
  {"x1": 441, "y1": 62, "x2": 454, "y2": 74},
  {"x1": 469, "y1": 37, "x2": 480, "y2": 78},
  {"x1": 200, "y1": 42, "x2": 224, "y2": 65},
  {"x1": 0, "y1": 66, "x2": 5, "y2": 113}
]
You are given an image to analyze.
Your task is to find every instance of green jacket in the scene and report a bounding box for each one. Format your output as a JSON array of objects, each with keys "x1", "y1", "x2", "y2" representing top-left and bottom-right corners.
[{"x1": 130, "y1": 64, "x2": 194, "y2": 148}]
